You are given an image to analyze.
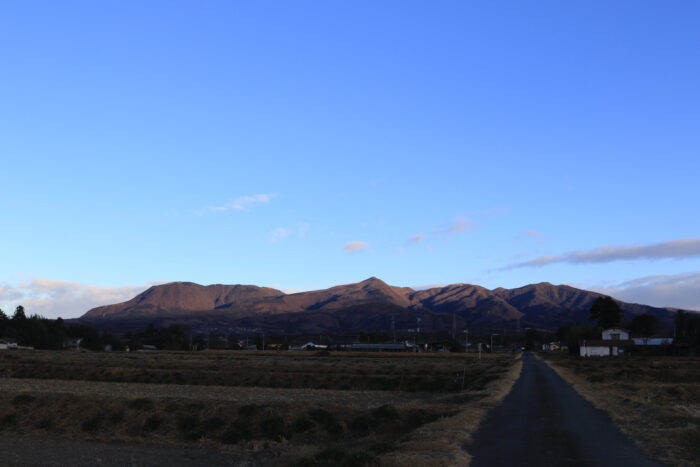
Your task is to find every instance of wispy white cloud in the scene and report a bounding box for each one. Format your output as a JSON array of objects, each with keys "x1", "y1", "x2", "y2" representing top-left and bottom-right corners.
[
  {"x1": 408, "y1": 233, "x2": 424, "y2": 244},
  {"x1": 437, "y1": 216, "x2": 472, "y2": 236},
  {"x1": 0, "y1": 277, "x2": 160, "y2": 319},
  {"x1": 582, "y1": 271, "x2": 700, "y2": 311},
  {"x1": 209, "y1": 194, "x2": 274, "y2": 212},
  {"x1": 269, "y1": 223, "x2": 309, "y2": 243},
  {"x1": 503, "y1": 238, "x2": 700, "y2": 270},
  {"x1": 343, "y1": 241, "x2": 369, "y2": 253},
  {"x1": 270, "y1": 227, "x2": 292, "y2": 242}
]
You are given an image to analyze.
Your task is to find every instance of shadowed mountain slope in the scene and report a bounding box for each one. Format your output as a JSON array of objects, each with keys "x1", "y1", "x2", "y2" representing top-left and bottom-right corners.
[
  {"x1": 82, "y1": 282, "x2": 282, "y2": 319},
  {"x1": 80, "y1": 278, "x2": 681, "y2": 333}
]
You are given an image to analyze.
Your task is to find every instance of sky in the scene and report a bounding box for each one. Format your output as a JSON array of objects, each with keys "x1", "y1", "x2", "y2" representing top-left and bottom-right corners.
[{"x1": 1, "y1": 1, "x2": 699, "y2": 318}]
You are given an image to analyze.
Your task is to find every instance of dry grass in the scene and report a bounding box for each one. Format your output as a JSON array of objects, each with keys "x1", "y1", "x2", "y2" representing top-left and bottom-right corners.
[
  {"x1": 0, "y1": 350, "x2": 504, "y2": 393},
  {"x1": 380, "y1": 354, "x2": 523, "y2": 467},
  {"x1": 540, "y1": 353, "x2": 700, "y2": 467},
  {"x1": 0, "y1": 350, "x2": 519, "y2": 466}
]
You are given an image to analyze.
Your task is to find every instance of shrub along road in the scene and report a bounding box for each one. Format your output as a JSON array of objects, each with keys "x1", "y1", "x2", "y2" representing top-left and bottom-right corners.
[{"x1": 469, "y1": 352, "x2": 661, "y2": 467}]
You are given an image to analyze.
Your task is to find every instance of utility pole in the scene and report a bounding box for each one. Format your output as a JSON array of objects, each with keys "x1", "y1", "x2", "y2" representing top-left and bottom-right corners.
[
  {"x1": 463, "y1": 329, "x2": 469, "y2": 352},
  {"x1": 491, "y1": 333, "x2": 500, "y2": 352}
]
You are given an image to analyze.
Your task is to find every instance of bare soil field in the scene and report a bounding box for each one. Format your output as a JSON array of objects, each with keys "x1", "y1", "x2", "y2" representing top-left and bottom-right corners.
[
  {"x1": 0, "y1": 350, "x2": 504, "y2": 392},
  {"x1": 0, "y1": 350, "x2": 520, "y2": 466},
  {"x1": 541, "y1": 353, "x2": 700, "y2": 467}
]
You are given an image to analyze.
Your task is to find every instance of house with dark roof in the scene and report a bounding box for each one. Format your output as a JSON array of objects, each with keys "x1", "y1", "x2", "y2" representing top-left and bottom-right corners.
[{"x1": 580, "y1": 328, "x2": 634, "y2": 357}]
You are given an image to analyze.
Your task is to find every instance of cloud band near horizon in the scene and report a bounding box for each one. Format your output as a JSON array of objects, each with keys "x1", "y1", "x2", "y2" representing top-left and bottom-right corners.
[
  {"x1": 0, "y1": 278, "x2": 158, "y2": 319},
  {"x1": 504, "y1": 238, "x2": 700, "y2": 270}
]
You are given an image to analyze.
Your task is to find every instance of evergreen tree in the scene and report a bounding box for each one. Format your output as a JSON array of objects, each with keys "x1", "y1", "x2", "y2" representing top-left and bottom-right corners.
[
  {"x1": 589, "y1": 296, "x2": 623, "y2": 329},
  {"x1": 13, "y1": 305, "x2": 27, "y2": 322},
  {"x1": 628, "y1": 313, "x2": 661, "y2": 337}
]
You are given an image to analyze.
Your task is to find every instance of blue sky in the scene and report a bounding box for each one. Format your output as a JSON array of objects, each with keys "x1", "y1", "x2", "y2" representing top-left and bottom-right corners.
[{"x1": 1, "y1": 1, "x2": 699, "y2": 318}]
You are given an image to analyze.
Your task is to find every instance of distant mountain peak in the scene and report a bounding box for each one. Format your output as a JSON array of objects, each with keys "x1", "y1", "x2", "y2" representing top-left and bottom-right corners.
[{"x1": 80, "y1": 278, "x2": 682, "y2": 333}]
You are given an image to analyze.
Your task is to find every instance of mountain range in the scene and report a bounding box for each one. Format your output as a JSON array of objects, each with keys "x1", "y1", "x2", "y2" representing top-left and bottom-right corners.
[{"x1": 78, "y1": 278, "x2": 680, "y2": 335}]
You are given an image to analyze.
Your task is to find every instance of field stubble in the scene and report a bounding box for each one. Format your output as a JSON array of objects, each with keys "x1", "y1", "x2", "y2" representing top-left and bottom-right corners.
[{"x1": 0, "y1": 350, "x2": 520, "y2": 466}]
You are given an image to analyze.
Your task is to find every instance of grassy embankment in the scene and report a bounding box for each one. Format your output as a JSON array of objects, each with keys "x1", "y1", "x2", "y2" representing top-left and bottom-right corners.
[
  {"x1": 0, "y1": 350, "x2": 521, "y2": 466},
  {"x1": 540, "y1": 352, "x2": 700, "y2": 467}
]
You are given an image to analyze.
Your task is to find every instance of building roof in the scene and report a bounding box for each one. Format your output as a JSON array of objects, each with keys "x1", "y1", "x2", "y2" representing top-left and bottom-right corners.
[
  {"x1": 349, "y1": 343, "x2": 407, "y2": 351},
  {"x1": 330, "y1": 336, "x2": 360, "y2": 345}
]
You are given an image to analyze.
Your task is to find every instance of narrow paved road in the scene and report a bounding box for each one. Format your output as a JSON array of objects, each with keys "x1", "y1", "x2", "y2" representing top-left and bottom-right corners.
[{"x1": 470, "y1": 353, "x2": 662, "y2": 467}]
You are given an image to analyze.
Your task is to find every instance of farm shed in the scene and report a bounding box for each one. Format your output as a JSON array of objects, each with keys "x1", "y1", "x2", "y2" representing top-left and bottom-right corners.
[
  {"x1": 580, "y1": 328, "x2": 634, "y2": 357},
  {"x1": 632, "y1": 337, "x2": 674, "y2": 346},
  {"x1": 0, "y1": 338, "x2": 18, "y2": 350},
  {"x1": 348, "y1": 343, "x2": 410, "y2": 352},
  {"x1": 329, "y1": 336, "x2": 360, "y2": 350}
]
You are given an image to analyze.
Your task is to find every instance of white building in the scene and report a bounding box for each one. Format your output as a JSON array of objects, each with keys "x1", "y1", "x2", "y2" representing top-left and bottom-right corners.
[{"x1": 580, "y1": 328, "x2": 634, "y2": 357}]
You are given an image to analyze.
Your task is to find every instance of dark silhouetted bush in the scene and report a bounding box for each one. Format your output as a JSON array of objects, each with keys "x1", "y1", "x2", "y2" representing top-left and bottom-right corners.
[
  {"x1": 144, "y1": 415, "x2": 163, "y2": 431},
  {"x1": 127, "y1": 398, "x2": 154, "y2": 411},
  {"x1": 221, "y1": 419, "x2": 251, "y2": 444},
  {"x1": 261, "y1": 416, "x2": 286, "y2": 440},
  {"x1": 372, "y1": 404, "x2": 399, "y2": 420}
]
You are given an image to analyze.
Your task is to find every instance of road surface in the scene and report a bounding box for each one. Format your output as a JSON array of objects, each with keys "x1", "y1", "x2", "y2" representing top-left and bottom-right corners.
[{"x1": 470, "y1": 353, "x2": 662, "y2": 467}]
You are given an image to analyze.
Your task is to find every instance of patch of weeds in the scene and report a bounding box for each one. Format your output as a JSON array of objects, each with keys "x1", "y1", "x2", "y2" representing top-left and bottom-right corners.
[
  {"x1": 678, "y1": 428, "x2": 700, "y2": 460},
  {"x1": 261, "y1": 416, "x2": 286, "y2": 441},
  {"x1": 0, "y1": 413, "x2": 18, "y2": 428},
  {"x1": 348, "y1": 415, "x2": 373, "y2": 437},
  {"x1": 372, "y1": 404, "x2": 399, "y2": 420},
  {"x1": 144, "y1": 415, "x2": 163, "y2": 431},
  {"x1": 177, "y1": 415, "x2": 199, "y2": 432},
  {"x1": 81, "y1": 416, "x2": 102, "y2": 433},
  {"x1": 588, "y1": 374, "x2": 605, "y2": 383},
  {"x1": 238, "y1": 404, "x2": 265, "y2": 418},
  {"x1": 290, "y1": 416, "x2": 314, "y2": 434},
  {"x1": 326, "y1": 419, "x2": 345, "y2": 438},
  {"x1": 164, "y1": 403, "x2": 178, "y2": 412},
  {"x1": 308, "y1": 408, "x2": 344, "y2": 438},
  {"x1": 34, "y1": 418, "x2": 52, "y2": 430},
  {"x1": 201, "y1": 416, "x2": 225, "y2": 433},
  {"x1": 300, "y1": 447, "x2": 378, "y2": 467},
  {"x1": 12, "y1": 394, "x2": 36, "y2": 406},
  {"x1": 309, "y1": 408, "x2": 334, "y2": 425},
  {"x1": 109, "y1": 410, "x2": 125, "y2": 424},
  {"x1": 127, "y1": 398, "x2": 154, "y2": 411},
  {"x1": 184, "y1": 429, "x2": 205, "y2": 442},
  {"x1": 221, "y1": 419, "x2": 251, "y2": 444},
  {"x1": 368, "y1": 441, "x2": 395, "y2": 455},
  {"x1": 405, "y1": 409, "x2": 440, "y2": 427},
  {"x1": 619, "y1": 384, "x2": 640, "y2": 393}
]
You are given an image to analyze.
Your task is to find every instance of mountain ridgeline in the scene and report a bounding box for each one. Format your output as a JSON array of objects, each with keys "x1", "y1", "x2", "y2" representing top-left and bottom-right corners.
[{"x1": 79, "y1": 278, "x2": 680, "y2": 334}]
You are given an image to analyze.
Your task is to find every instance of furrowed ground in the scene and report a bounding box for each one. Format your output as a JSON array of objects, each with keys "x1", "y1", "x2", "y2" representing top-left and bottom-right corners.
[
  {"x1": 0, "y1": 350, "x2": 521, "y2": 466},
  {"x1": 540, "y1": 353, "x2": 700, "y2": 467}
]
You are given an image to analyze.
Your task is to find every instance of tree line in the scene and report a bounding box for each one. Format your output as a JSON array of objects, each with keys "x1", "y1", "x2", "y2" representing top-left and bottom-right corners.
[
  {"x1": 556, "y1": 296, "x2": 700, "y2": 354},
  {"x1": 0, "y1": 306, "x2": 194, "y2": 350}
]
